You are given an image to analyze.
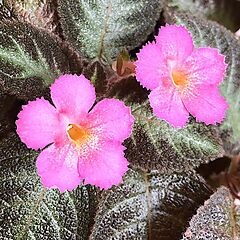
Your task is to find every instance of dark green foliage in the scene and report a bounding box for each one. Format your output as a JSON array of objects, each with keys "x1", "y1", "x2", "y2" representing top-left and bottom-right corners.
[
  {"x1": 0, "y1": 131, "x2": 100, "y2": 240},
  {"x1": 58, "y1": 0, "x2": 163, "y2": 62},
  {"x1": 0, "y1": 22, "x2": 80, "y2": 99},
  {"x1": 0, "y1": 1, "x2": 239, "y2": 239},
  {"x1": 181, "y1": 187, "x2": 240, "y2": 239},
  {"x1": 0, "y1": 0, "x2": 16, "y2": 21},
  {"x1": 90, "y1": 169, "x2": 212, "y2": 240}
]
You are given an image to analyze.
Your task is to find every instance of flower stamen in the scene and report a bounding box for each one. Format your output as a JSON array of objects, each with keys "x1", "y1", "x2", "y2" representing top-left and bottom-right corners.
[
  {"x1": 172, "y1": 70, "x2": 188, "y2": 87},
  {"x1": 67, "y1": 124, "x2": 90, "y2": 144}
]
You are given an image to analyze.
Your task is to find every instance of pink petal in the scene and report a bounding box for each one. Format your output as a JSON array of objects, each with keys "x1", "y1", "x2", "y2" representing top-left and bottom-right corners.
[
  {"x1": 183, "y1": 48, "x2": 227, "y2": 85},
  {"x1": 36, "y1": 142, "x2": 81, "y2": 192},
  {"x1": 155, "y1": 25, "x2": 194, "y2": 65},
  {"x1": 16, "y1": 98, "x2": 64, "y2": 150},
  {"x1": 85, "y1": 99, "x2": 134, "y2": 142},
  {"x1": 149, "y1": 86, "x2": 189, "y2": 128},
  {"x1": 78, "y1": 141, "x2": 128, "y2": 189},
  {"x1": 183, "y1": 85, "x2": 229, "y2": 125},
  {"x1": 136, "y1": 42, "x2": 168, "y2": 90},
  {"x1": 50, "y1": 74, "x2": 96, "y2": 122}
]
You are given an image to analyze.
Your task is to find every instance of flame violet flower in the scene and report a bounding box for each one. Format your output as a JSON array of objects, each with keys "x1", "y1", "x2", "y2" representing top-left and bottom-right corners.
[
  {"x1": 16, "y1": 74, "x2": 134, "y2": 192},
  {"x1": 136, "y1": 25, "x2": 228, "y2": 127}
]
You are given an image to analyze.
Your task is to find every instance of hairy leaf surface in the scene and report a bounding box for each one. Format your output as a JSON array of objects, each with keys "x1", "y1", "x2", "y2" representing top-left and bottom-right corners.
[
  {"x1": 0, "y1": 0, "x2": 15, "y2": 21},
  {"x1": 182, "y1": 187, "x2": 240, "y2": 239},
  {"x1": 10, "y1": 0, "x2": 56, "y2": 31},
  {"x1": 0, "y1": 22, "x2": 77, "y2": 99},
  {"x1": 0, "y1": 132, "x2": 99, "y2": 240},
  {"x1": 58, "y1": 0, "x2": 162, "y2": 62},
  {"x1": 127, "y1": 102, "x2": 223, "y2": 172},
  {"x1": 90, "y1": 169, "x2": 212, "y2": 240}
]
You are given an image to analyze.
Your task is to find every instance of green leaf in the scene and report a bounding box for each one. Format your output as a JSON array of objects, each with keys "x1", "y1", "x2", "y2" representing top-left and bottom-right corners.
[
  {"x1": 110, "y1": 78, "x2": 223, "y2": 172},
  {"x1": 58, "y1": 0, "x2": 162, "y2": 62},
  {"x1": 126, "y1": 102, "x2": 223, "y2": 172},
  {"x1": 0, "y1": 132, "x2": 100, "y2": 239},
  {"x1": 181, "y1": 187, "x2": 240, "y2": 239},
  {"x1": 90, "y1": 168, "x2": 212, "y2": 240},
  {"x1": 166, "y1": 12, "x2": 240, "y2": 151},
  {"x1": 0, "y1": 21, "x2": 80, "y2": 99}
]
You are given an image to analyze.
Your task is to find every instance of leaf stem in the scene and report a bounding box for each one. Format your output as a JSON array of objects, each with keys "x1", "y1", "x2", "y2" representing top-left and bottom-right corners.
[{"x1": 97, "y1": 2, "x2": 112, "y2": 61}]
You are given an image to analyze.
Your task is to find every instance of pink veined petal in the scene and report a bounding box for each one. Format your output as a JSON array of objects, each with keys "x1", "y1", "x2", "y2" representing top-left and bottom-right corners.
[
  {"x1": 182, "y1": 85, "x2": 229, "y2": 125},
  {"x1": 16, "y1": 97, "x2": 64, "y2": 150},
  {"x1": 78, "y1": 141, "x2": 128, "y2": 190},
  {"x1": 136, "y1": 42, "x2": 168, "y2": 90},
  {"x1": 149, "y1": 86, "x2": 189, "y2": 128},
  {"x1": 36, "y1": 142, "x2": 81, "y2": 192},
  {"x1": 84, "y1": 99, "x2": 134, "y2": 142},
  {"x1": 50, "y1": 74, "x2": 96, "y2": 122},
  {"x1": 183, "y1": 47, "x2": 227, "y2": 85},
  {"x1": 155, "y1": 25, "x2": 194, "y2": 65}
]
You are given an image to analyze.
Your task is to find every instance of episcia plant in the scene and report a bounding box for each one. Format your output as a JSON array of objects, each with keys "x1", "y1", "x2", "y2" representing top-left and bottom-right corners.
[{"x1": 0, "y1": 0, "x2": 240, "y2": 239}]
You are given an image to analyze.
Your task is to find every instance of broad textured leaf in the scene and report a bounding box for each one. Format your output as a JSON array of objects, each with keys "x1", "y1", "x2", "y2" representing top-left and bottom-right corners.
[
  {"x1": 127, "y1": 102, "x2": 223, "y2": 172},
  {"x1": 0, "y1": 0, "x2": 15, "y2": 21},
  {"x1": 166, "y1": 12, "x2": 240, "y2": 151},
  {"x1": 58, "y1": 0, "x2": 162, "y2": 62},
  {"x1": 182, "y1": 187, "x2": 240, "y2": 239},
  {"x1": 110, "y1": 78, "x2": 223, "y2": 172},
  {"x1": 0, "y1": 132, "x2": 99, "y2": 239},
  {"x1": 10, "y1": 0, "x2": 56, "y2": 32},
  {"x1": 90, "y1": 168, "x2": 212, "y2": 240},
  {"x1": 0, "y1": 21, "x2": 81, "y2": 99}
]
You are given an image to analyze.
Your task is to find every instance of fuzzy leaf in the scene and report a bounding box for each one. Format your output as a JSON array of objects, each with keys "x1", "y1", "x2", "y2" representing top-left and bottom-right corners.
[
  {"x1": 0, "y1": 132, "x2": 99, "y2": 239},
  {"x1": 110, "y1": 78, "x2": 223, "y2": 172},
  {"x1": 0, "y1": 21, "x2": 79, "y2": 99},
  {"x1": 10, "y1": 0, "x2": 56, "y2": 32},
  {"x1": 182, "y1": 187, "x2": 240, "y2": 239},
  {"x1": 90, "y1": 169, "x2": 212, "y2": 240},
  {"x1": 0, "y1": 0, "x2": 15, "y2": 21},
  {"x1": 58, "y1": 0, "x2": 162, "y2": 62},
  {"x1": 125, "y1": 102, "x2": 223, "y2": 172},
  {"x1": 167, "y1": 12, "x2": 240, "y2": 151}
]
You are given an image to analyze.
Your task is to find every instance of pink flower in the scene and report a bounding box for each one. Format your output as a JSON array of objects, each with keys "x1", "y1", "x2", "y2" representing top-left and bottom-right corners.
[
  {"x1": 16, "y1": 74, "x2": 134, "y2": 192},
  {"x1": 136, "y1": 25, "x2": 228, "y2": 127}
]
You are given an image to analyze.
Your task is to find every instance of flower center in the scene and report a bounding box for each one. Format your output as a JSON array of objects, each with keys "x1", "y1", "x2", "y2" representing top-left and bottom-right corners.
[
  {"x1": 67, "y1": 124, "x2": 90, "y2": 144},
  {"x1": 172, "y1": 70, "x2": 188, "y2": 87}
]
